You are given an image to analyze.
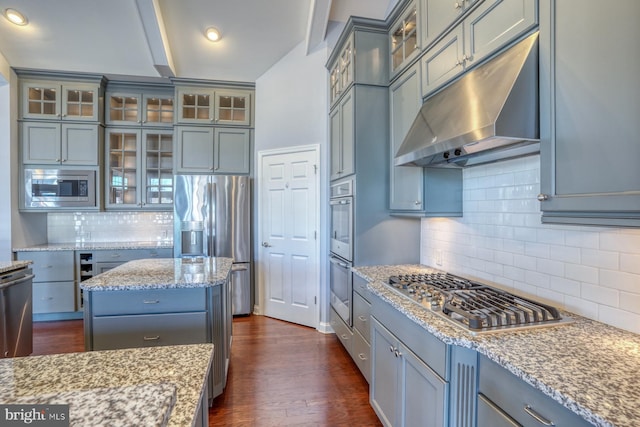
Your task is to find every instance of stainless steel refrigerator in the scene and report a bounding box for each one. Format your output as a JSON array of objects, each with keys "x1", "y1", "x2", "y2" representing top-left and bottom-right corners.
[{"x1": 173, "y1": 175, "x2": 252, "y2": 315}]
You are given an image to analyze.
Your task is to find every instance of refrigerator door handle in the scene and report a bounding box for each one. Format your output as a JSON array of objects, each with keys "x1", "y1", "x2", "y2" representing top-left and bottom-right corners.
[{"x1": 210, "y1": 181, "x2": 216, "y2": 257}]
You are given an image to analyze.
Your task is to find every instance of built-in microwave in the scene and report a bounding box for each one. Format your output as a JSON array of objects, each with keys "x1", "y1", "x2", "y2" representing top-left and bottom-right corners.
[{"x1": 24, "y1": 168, "x2": 96, "y2": 209}]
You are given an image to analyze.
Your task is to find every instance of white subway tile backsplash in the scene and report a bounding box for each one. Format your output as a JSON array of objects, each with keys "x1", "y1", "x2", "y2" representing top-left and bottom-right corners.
[
  {"x1": 565, "y1": 263, "x2": 599, "y2": 284},
  {"x1": 420, "y1": 155, "x2": 640, "y2": 334},
  {"x1": 47, "y1": 212, "x2": 174, "y2": 243},
  {"x1": 581, "y1": 248, "x2": 619, "y2": 270},
  {"x1": 598, "y1": 306, "x2": 640, "y2": 334},
  {"x1": 600, "y1": 269, "x2": 640, "y2": 293},
  {"x1": 581, "y1": 283, "x2": 618, "y2": 306},
  {"x1": 620, "y1": 253, "x2": 640, "y2": 274}
]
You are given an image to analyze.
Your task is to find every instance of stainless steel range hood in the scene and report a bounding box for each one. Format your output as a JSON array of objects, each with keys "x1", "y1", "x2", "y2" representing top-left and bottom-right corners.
[{"x1": 395, "y1": 32, "x2": 540, "y2": 168}]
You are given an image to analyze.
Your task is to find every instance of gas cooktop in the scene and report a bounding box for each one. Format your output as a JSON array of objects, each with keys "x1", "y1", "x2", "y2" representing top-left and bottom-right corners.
[{"x1": 387, "y1": 272, "x2": 572, "y2": 334}]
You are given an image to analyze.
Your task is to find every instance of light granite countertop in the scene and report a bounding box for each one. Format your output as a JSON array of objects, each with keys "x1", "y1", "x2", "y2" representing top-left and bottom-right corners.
[
  {"x1": 80, "y1": 257, "x2": 233, "y2": 291},
  {"x1": 0, "y1": 343, "x2": 213, "y2": 427},
  {"x1": 0, "y1": 260, "x2": 32, "y2": 275},
  {"x1": 353, "y1": 264, "x2": 640, "y2": 427},
  {"x1": 13, "y1": 241, "x2": 173, "y2": 252}
]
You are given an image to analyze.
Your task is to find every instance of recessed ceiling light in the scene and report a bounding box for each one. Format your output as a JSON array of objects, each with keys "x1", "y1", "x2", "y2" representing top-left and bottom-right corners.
[
  {"x1": 205, "y1": 27, "x2": 221, "y2": 42},
  {"x1": 3, "y1": 8, "x2": 28, "y2": 26}
]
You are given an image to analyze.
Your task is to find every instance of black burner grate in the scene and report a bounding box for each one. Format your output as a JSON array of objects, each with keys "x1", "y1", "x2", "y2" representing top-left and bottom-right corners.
[
  {"x1": 389, "y1": 272, "x2": 481, "y2": 291},
  {"x1": 442, "y1": 287, "x2": 562, "y2": 331}
]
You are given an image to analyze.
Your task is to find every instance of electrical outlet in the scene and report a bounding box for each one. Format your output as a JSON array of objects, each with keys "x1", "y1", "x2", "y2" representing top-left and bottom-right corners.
[{"x1": 435, "y1": 249, "x2": 443, "y2": 266}]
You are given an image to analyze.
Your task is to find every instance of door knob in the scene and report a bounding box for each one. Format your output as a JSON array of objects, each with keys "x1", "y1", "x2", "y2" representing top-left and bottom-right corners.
[{"x1": 262, "y1": 242, "x2": 272, "y2": 247}]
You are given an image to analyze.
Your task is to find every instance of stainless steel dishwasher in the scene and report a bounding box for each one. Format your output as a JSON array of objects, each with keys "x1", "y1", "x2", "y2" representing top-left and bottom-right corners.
[{"x1": 0, "y1": 266, "x2": 34, "y2": 358}]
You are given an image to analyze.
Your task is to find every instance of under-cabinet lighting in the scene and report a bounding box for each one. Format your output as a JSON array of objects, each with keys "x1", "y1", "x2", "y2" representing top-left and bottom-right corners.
[
  {"x1": 205, "y1": 27, "x2": 221, "y2": 42},
  {"x1": 3, "y1": 8, "x2": 28, "y2": 26}
]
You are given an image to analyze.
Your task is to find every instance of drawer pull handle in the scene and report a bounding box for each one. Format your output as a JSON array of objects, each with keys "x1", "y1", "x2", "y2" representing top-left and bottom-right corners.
[
  {"x1": 340, "y1": 334, "x2": 349, "y2": 340},
  {"x1": 357, "y1": 353, "x2": 367, "y2": 361},
  {"x1": 358, "y1": 315, "x2": 367, "y2": 322},
  {"x1": 394, "y1": 350, "x2": 402, "y2": 358},
  {"x1": 143, "y1": 335, "x2": 160, "y2": 341},
  {"x1": 524, "y1": 405, "x2": 555, "y2": 426},
  {"x1": 143, "y1": 300, "x2": 160, "y2": 304},
  {"x1": 389, "y1": 345, "x2": 394, "y2": 353}
]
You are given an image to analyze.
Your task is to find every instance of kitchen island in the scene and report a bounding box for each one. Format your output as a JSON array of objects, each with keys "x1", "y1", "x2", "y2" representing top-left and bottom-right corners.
[
  {"x1": 0, "y1": 343, "x2": 213, "y2": 426},
  {"x1": 81, "y1": 257, "x2": 233, "y2": 401},
  {"x1": 354, "y1": 264, "x2": 640, "y2": 427}
]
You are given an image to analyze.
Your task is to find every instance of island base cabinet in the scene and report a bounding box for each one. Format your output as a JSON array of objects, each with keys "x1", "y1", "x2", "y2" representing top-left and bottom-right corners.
[
  {"x1": 91, "y1": 312, "x2": 208, "y2": 351},
  {"x1": 371, "y1": 317, "x2": 447, "y2": 427}
]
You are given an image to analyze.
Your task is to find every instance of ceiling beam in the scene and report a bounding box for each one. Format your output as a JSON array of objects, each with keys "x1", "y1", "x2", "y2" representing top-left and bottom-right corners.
[
  {"x1": 135, "y1": 0, "x2": 176, "y2": 78},
  {"x1": 305, "y1": 0, "x2": 332, "y2": 54}
]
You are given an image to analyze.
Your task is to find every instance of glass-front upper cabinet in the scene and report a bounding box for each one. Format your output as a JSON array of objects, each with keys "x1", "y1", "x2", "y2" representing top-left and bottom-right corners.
[
  {"x1": 105, "y1": 128, "x2": 173, "y2": 210},
  {"x1": 175, "y1": 86, "x2": 253, "y2": 126},
  {"x1": 390, "y1": 1, "x2": 420, "y2": 75},
  {"x1": 106, "y1": 90, "x2": 174, "y2": 127},
  {"x1": 329, "y1": 37, "x2": 354, "y2": 106},
  {"x1": 142, "y1": 130, "x2": 173, "y2": 207},
  {"x1": 21, "y1": 80, "x2": 100, "y2": 121}
]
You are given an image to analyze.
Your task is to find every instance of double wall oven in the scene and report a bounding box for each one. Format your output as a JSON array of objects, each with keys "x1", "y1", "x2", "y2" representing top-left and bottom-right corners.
[{"x1": 329, "y1": 179, "x2": 353, "y2": 326}]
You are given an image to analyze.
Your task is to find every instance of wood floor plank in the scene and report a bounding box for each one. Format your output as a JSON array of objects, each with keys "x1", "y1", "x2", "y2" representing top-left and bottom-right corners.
[{"x1": 30, "y1": 315, "x2": 382, "y2": 426}]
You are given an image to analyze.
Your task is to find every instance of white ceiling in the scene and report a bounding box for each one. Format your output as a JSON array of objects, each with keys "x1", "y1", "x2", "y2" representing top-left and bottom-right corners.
[{"x1": 0, "y1": 0, "x2": 394, "y2": 83}]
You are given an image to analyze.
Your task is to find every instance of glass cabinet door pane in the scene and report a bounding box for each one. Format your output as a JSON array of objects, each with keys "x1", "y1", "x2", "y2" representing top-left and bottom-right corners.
[
  {"x1": 109, "y1": 96, "x2": 139, "y2": 122},
  {"x1": 65, "y1": 89, "x2": 94, "y2": 118},
  {"x1": 28, "y1": 87, "x2": 57, "y2": 115},
  {"x1": 145, "y1": 97, "x2": 174, "y2": 124}
]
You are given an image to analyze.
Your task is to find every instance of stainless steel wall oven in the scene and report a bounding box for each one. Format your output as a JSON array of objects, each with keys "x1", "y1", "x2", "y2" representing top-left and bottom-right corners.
[{"x1": 329, "y1": 179, "x2": 354, "y2": 326}]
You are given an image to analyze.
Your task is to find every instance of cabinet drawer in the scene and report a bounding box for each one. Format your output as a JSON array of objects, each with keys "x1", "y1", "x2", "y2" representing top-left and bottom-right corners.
[
  {"x1": 478, "y1": 394, "x2": 519, "y2": 427},
  {"x1": 330, "y1": 307, "x2": 353, "y2": 356},
  {"x1": 18, "y1": 250, "x2": 74, "y2": 282},
  {"x1": 353, "y1": 328, "x2": 371, "y2": 384},
  {"x1": 91, "y1": 288, "x2": 206, "y2": 316},
  {"x1": 371, "y1": 292, "x2": 447, "y2": 379},
  {"x1": 92, "y1": 312, "x2": 208, "y2": 351},
  {"x1": 33, "y1": 281, "x2": 76, "y2": 314},
  {"x1": 352, "y1": 274, "x2": 370, "y2": 302},
  {"x1": 92, "y1": 248, "x2": 171, "y2": 263},
  {"x1": 479, "y1": 355, "x2": 592, "y2": 427},
  {"x1": 353, "y1": 291, "x2": 371, "y2": 343}
]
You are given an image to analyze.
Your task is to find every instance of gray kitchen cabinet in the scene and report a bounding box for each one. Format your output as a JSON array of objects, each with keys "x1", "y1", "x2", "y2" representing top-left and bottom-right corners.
[
  {"x1": 329, "y1": 17, "x2": 389, "y2": 108},
  {"x1": 371, "y1": 317, "x2": 447, "y2": 427},
  {"x1": 390, "y1": 64, "x2": 424, "y2": 211},
  {"x1": 352, "y1": 274, "x2": 371, "y2": 383},
  {"x1": 105, "y1": 127, "x2": 173, "y2": 210},
  {"x1": 329, "y1": 90, "x2": 354, "y2": 181},
  {"x1": 21, "y1": 121, "x2": 101, "y2": 166},
  {"x1": 20, "y1": 79, "x2": 101, "y2": 122},
  {"x1": 420, "y1": 0, "x2": 480, "y2": 50},
  {"x1": 421, "y1": 0, "x2": 538, "y2": 98},
  {"x1": 16, "y1": 250, "x2": 76, "y2": 316},
  {"x1": 538, "y1": 0, "x2": 640, "y2": 226},
  {"x1": 175, "y1": 86, "x2": 253, "y2": 126},
  {"x1": 105, "y1": 89, "x2": 174, "y2": 127},
  {"x1": 174, "y1": 126, "x2": 251, "y2": 174},
  {"x1": 389, "y1": 0, "x2": 420, "y2": 77},
  {"x1": 478, "y1": 354, "x2": 592, "y2": 427},
  {"x1": 389, "y1": 63, "x2": 463, "y2": 215}
]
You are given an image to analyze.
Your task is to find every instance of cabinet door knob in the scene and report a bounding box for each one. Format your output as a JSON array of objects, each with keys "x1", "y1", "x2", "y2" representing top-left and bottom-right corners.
[
  {"x1": 454, "y1": 1, "x2": 463, "y2": 9},
  {"x1": 537, "y1": 194, "x2": 550, "y2": 201},
  {"x1": 414, "y1": 200, "x2": 422, "y2": 206}
]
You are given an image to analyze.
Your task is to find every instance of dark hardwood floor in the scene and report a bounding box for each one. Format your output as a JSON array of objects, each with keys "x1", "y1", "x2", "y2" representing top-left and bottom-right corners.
[{"x1": 32, "y1": 315, "x2": 381, "y2": 426}]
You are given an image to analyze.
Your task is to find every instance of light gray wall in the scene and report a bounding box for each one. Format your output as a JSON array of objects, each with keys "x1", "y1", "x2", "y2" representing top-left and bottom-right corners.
[
  {"x1": 254, "y1": 37, "x2": 331, "y2": 327},
  {"x1": 0, "y1": 59, "x2": 47, "y2": 260}
]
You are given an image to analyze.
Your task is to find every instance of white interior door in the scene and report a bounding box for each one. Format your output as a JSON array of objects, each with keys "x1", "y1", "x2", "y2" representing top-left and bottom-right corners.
[{"x1": 258, "y1": 145, "x2": 319, "y2": 328}]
